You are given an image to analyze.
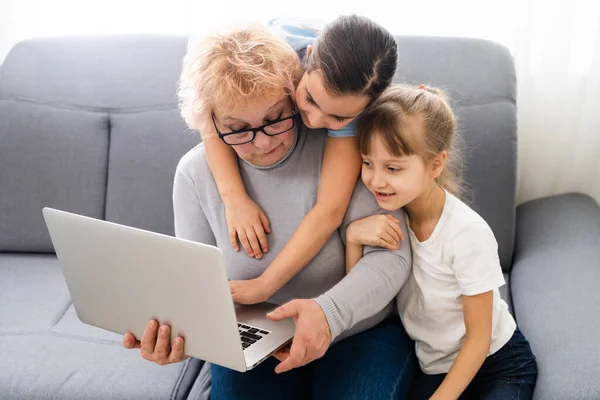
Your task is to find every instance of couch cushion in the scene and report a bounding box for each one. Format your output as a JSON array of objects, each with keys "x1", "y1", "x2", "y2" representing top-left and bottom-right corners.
[
  {"x1": 104, "y1": 108, "x2": 200, "y2": 234},
  {"x1": 0, "y1": 101, "x2": 108, "y2": 252},
  {"x1": 395, "y1": 37, "x2": 515, "y2": 104},
  {"x1": 499, "y1": 273, "x2": 512, "y2": 315},
  {"x1": 0, "y1": 252, "x2": 203, "y2": 399},
  {"x1": 0, "y1": 254, "x2": 71, "y2": 332},
  {"x1": 0, "y1": 333, "x2": 201, "y2": 400},
  {"x1": 394, "y1": 36, "x2": 516, "y2": 269},
  {"x1": 0, "y1": 36, "x2": 188, "y2": 110},
  {"x1": 0, "y1": 36, "x2": 194, "y2": 248},
  {"x1": 455, "y1": 103, "x2": 516, "y2": 270},
  {"x1": 187, "y1": 362, "x2": 212, "y2": 400},
  {"x1": 511, "y1": 193, "x2": 600, "y2": 400},
  {"x1": 51, "y1": 304, "x2": 123, "y2": 342}
]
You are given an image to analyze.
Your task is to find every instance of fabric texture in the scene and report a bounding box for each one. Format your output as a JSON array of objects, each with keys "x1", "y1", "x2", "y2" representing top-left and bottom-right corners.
[
  {"x1": 186, "y1": 362, "x2": 212, "y2": 400},
  {"x1": 174, "y1": 123, "x2": 412, "y2": 342},
  {"x1": 0, "y1": 254, "x2": 71, "y2": 333},
  {"x1": 104, "y1": 108, "x2": 200, "y2": 236},
  {"x1": 409, "y1": 328, "x2": 537, "y2": 400},
  {"x1": 0, "y1": 36, "x2": 187, "y2": 110},
  {"x1": 327, "y1": 118, "x2": 358, "y2": 138},
  {"x1": 511, "y1": 193, "x2": 600, "y2": 400},
  {"x1": 499, "y1": 273, "x2": 513, "y2": 315},
  {"x1": 398, "y1": 192, "x2": 515, "y2": 374},
  {"x1": 211, "y1": 316, "x2": 415, "y2": 400},
  {"x1": 0, "y1": 101, "x2": 108, "y2": 252},
  {"x1": 0, "y1": 333, "x2": 201, "y2": 400},
  {"x1": 0, "y1": 255, "x2": 201, "y2": 400},
  {"x1": 267, "y1": 17, "x2": 321, "y2": 63}
]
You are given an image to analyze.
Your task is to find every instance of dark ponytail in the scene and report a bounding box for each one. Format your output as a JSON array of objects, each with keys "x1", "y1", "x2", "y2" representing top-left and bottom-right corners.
[{"x1": 307, "y1": 14, "x2": 398, "y2": 101}]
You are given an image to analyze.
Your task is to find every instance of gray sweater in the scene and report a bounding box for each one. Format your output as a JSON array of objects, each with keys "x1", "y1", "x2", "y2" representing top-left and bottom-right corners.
[{"x1": 173, "y1": 124, "x2": 412, "y2": 341}]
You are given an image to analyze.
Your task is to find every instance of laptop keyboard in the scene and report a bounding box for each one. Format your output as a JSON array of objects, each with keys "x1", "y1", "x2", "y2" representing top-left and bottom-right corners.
[{"x1": 238, "y1": 323, "x2": 270, "y2": 350}]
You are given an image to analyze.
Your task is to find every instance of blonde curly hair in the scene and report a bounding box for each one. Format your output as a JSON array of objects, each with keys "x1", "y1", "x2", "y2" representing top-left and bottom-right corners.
[{"x1": 178, "y1": 24, "x2": 303, "y2": 133}]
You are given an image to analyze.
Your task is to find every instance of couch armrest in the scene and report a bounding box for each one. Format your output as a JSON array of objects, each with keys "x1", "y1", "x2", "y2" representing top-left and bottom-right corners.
[{"x1": 511, "y1": 193, "x2": 600, "y2": 400}]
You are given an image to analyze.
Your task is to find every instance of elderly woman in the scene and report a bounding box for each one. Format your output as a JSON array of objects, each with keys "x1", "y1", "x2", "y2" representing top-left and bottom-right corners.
[{"x1": 123, "y1": 24, "x2": 414, "y2": 400}]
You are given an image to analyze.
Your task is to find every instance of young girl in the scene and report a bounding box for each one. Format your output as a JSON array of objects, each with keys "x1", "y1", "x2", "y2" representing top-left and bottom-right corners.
[
  {"x1": 196, "y1": 15, "x2": 398, "y2": 304},
  {"x1": 346, "y1": 84, "x2": 538, "y2": 399}
]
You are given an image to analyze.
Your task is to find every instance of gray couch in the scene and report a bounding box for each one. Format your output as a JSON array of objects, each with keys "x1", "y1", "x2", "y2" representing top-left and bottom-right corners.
[{"x1": 1, "y1": 35, "x2": 599, "y2": 400}]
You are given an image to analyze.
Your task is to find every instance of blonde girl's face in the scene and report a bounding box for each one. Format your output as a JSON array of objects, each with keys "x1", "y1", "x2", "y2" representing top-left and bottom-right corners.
[{"x1": 360, "y1": 136, "x2": 432, "y2": 211}]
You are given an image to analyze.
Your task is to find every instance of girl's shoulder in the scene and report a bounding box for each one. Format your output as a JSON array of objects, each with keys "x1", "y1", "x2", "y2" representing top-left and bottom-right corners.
[
  {"x1": 445, "y1": 193, "x2": 485, "y2": 223},
  {"x1": 442, "y1": 193, "x2": 498, "y2": 249}
]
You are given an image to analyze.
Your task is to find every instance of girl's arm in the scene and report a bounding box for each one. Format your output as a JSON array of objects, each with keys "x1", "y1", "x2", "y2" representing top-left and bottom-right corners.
[
  {"x1": 230, "y1": 136, "x2": 360, "y2": 303},
  {"x1": 201, "y1": 123, "x2": 271, "y2": 259},
  {"x1": 345, "y1": 214, "x2": 404, "y2": 273},
  {"x1": 345, "y1": 242, "x2": 364, "y2": 274},
  {"x1": 257, "y1": 136, "x2": 359, "y2": 291},
  {"x1": 430, "y1": 291, "x2": 494, "y2": 400}
]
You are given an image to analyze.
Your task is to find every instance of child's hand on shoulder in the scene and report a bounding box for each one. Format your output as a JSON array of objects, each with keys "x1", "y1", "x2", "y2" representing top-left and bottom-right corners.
[{"x1": 346, "y1": 214, "x2": 404, "y2": 250}]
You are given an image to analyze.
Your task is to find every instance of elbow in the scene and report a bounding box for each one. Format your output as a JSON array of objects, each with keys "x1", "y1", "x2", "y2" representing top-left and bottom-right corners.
[
  {"x1": 330, "y1": 208, "x2": 346, "y2": 228},
  {"x1": 465, "y1": 333, "x2": 492, "y2": 355},
  {"x1": 390, "y1": 253, "x2": 412, "y2": 287}
]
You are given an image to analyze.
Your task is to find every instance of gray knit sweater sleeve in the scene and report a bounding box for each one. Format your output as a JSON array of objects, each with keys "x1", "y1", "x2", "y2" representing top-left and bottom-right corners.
[{"x1": 315, "y1": 183, "x2": 412, "y2": 340}]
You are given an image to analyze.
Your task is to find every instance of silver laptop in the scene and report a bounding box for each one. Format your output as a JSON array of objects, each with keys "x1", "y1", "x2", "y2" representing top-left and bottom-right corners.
[{"x1": 42, "y1": 207, "x2": 295, "y2": 372}]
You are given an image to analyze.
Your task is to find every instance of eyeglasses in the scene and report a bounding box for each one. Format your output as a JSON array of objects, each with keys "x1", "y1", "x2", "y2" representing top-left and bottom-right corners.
[{"x1": 212, "y1": 111, "x2": 297, "y2": 145}]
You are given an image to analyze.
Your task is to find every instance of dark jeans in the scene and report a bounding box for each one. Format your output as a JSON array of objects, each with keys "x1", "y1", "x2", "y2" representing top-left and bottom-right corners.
[
  {"x1": 409, "y1": 328, "x2": 538, "y2": 400},
  {"x1": 211, "y1": 316, "x2": 416, "y2": 400}
]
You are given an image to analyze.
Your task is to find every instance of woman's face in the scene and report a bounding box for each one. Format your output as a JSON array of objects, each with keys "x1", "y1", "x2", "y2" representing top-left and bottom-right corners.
[
  {"x1": 213, "y1": 96, "x2": 296, "y2": 166},
  {"x1": 295, "y1": 69, "x2": 370, "y2": 131}
]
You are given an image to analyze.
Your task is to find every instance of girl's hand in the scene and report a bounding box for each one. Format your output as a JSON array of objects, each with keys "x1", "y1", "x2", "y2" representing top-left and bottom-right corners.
[
  {"x1": 224, "y1": 195, "x2": 271, "y2": 259},
  {"x1": 346, "y1": 214, "x2": 405, "y2": 250},
  {"x1": 229, "y1": 277, "x2": 274, "y2": 305}
]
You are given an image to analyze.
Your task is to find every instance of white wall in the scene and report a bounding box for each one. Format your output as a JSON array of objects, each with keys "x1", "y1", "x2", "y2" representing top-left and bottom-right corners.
[{"x1": 0, "y1": 0, "x2": 518, "y2": 65}]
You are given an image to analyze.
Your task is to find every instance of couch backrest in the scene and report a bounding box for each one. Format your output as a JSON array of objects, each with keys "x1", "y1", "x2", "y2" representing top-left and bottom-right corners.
[
  {"x1": 0, "y1": 35, "x2": 517, "y2": 270},
  {"x1": 0, "y1": 36, "x2": 200, "y2": 253}
]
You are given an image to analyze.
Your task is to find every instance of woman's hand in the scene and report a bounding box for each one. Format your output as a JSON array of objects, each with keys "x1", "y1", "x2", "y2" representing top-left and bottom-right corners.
[
  {"x1": 224, "y1": 194, "x2": 271, "y2": 259},
  {"x1": 267, "y1": 299, "x2": 332, "y2": 374},
  {"x1": 346, "y1": 214, "x2": 405, "y2": 250},
  {"x1": 122, "y1": 320, "x2": 188, "y2": 366},
  {"x1": 229, "y1": 276, "x2": 274, "y2": 305}
]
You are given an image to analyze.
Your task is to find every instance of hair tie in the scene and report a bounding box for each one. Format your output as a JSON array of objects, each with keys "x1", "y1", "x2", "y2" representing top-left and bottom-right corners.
[{"x1": 419, "y1": 84, "x2": 426, "y2": 89}]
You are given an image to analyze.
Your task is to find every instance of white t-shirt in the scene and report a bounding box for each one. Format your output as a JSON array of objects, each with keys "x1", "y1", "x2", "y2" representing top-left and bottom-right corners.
[{"x1": 397, "y1": 191, "x2": 516, "y2": 374}]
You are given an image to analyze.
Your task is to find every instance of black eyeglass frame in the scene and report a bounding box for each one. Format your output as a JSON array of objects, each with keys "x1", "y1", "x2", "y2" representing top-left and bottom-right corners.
[{"x1": 212, "y1": 111, "x2": 297, "y2": 145}]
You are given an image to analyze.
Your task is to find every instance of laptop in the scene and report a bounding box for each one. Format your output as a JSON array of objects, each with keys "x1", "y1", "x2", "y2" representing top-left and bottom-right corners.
[{"x1": 42, "y1": 207, "x2": 295, "y2": 372}]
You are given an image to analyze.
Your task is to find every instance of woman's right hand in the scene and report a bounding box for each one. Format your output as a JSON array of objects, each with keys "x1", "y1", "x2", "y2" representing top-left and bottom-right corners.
[
  {"x1": 346, "y1": 214, "x2": 405, "y2": 250},
  {"x1": 224, "y1": 194, "x2": 271, "y2": 259},
  {"x1": 122, "y1": 320, "x2": 188, "y2": 366}
]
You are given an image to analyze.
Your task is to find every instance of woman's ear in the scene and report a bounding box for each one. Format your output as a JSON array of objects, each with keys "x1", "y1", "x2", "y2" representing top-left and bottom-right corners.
[
  {"x1": 306, "y1": 44, "x2": 312, "y2": 61},
  {"x1": 430, "y1": 151, "x2": 448, "y2": 178}
]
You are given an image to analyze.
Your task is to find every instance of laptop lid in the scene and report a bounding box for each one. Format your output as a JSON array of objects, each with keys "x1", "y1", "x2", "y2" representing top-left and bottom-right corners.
[{"x1": 42, "y1": 207, "x2": 247, "y2": 372}]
